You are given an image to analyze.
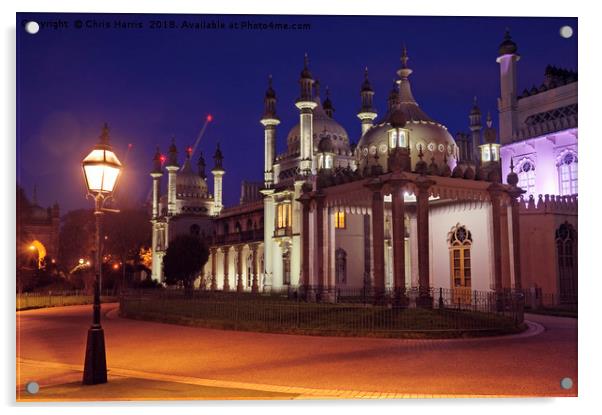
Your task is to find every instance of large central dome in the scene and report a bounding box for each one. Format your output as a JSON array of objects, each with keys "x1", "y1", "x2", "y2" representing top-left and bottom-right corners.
[
  {"x1": 356, "y1": 49, "x2": 457, "y2": 172},
  {"x1": 286, "y1": 103, "x2": 352, "y2": 156}
]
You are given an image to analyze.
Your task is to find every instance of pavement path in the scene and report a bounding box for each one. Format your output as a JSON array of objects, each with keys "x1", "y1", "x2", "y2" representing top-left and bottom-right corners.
[{"x1": 16, "y1": 303, "x2": 577, "y2": 400}]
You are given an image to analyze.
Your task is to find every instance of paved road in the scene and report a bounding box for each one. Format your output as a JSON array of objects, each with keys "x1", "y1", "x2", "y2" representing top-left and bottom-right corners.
[{"x1": 16, "y1": 303, "x2": 577, "y2": 398}]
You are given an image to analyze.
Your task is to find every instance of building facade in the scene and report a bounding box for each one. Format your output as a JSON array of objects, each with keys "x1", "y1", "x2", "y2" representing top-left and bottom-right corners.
[{"x1": 150, "y1": 32, "x2": 577, "y2": 305}]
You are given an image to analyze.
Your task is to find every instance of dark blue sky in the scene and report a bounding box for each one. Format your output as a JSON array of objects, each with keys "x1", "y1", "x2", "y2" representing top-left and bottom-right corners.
[{"x1": 16, "y1": 13, "x2": 577, "y2": 212}]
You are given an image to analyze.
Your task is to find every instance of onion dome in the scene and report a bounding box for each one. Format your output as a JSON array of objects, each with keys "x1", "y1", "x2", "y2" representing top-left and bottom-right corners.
[
  {"x1": 262, "y1": 75, "x2": 278, "y2": 121},
  {"x1": 361, "y1": 67, "x2": 373, "y2": 92},
  {"x1": 300, "y1": 53, "x2": 313, "y2": 79},
  {"x1": 286, "y1": 100, "x2": 350, "y2": 156},
  {"x1": 506, "y1": 158, "x2": 519, "y2": 186},
  {"x1": 177, "y1": 146, "x2": 209, "y2": 199},
  {"x1": 357, "y1": 48, "x2": 455, "y2": 174},
  {"x1": 167, "y1": 138, "x2": 179, "y2": 167},
  {"x1": 498, "y1": 29, "x2": 518, "y2": 56},
  {"x1": 212, "y1": 143, "x2": 224, "y2": 170},
  {"x1": 463, "y1": 165, "x2": 475, "y2": 180},
  {"x1": 451, "y1": 164, "x2": 463, "y2": 178},
  {"x1": 323, "y1": 86, "x2": 335, "y2": 118}
]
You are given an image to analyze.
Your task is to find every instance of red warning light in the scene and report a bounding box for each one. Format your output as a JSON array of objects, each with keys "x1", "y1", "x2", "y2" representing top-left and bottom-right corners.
[
  {"x1": 160, "y1": 155, "x2": 166, "y2": 163},
  {"x1": 206, "y1": 114, "x2": 213, "y2": 122}
]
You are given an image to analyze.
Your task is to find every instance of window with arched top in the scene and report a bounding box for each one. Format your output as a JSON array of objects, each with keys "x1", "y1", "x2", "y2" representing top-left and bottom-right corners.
[
  {"x1": 556, "y1": 222, "x2": 577, "y2": 304},
  {"x1": 335, "y1": 248, "x2": 347, "y2": 285},
  {"x1": 516, "y1": 158, "x2": 536, "y2": 196},
  {"x1": 448, "y1": 224, "x2": 472, "y2": 303},
  {"x1": 557, "y1": 151, "x2": 578, "y2": 195}
]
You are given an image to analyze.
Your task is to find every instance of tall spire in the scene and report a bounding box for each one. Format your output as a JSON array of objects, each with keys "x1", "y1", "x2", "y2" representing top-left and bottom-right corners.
[
  {"x1": 167, "y1": 137, "x2": 179, "y2": 167},
  {"x1": 262, "y1": 74, "x2": 278, "y2": 120},
  {"x1": 298, "y1": 52, "x2": 314, "y2": 102},
  {"x1": 213, "y1": 142, "x2": 224, "y2": 170},
  {"x1": 197, "y1": 151, "x2": 206, "y2": 179},
  {"x1": 387, "y1": 79, "x2": 400, "y2": 112},
  {"x1": 359, "y1": 67, "x2": 376, "y2": 113},
  {"x1": 323, "y1": 86, "x2": 334, "y2": 118},
  {"x1": 396, "y1": 45, "x2": 417, "y2": 105}
]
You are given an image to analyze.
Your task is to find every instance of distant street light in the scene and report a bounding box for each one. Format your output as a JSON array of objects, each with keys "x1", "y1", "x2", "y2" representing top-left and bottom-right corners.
[{"x1": 81, "y1": 123, "x2": 122, "y2": 385}]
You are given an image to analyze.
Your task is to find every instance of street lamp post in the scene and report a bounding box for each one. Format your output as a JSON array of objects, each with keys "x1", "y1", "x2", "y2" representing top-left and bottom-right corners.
[{"x1": 81, "y1": 123, "x2": 123, "y2": 385}]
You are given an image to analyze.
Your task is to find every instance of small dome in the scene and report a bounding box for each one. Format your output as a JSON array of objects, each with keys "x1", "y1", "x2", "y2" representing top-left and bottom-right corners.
[
  {"x1": 498, "y1": 30, "x2": 518, "y2": 56},
  {"x1": 176, "y1": 158, "x2": 209, "y2": 199},
  {"x1": 286, "y1": 104, "x2": 350, "y2": 155}
]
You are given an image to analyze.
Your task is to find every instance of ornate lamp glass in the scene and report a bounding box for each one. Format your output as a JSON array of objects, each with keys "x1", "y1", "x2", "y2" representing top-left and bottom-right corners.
[{"x1": 82, "y1": 130, "x2": 123, "y2": 194}]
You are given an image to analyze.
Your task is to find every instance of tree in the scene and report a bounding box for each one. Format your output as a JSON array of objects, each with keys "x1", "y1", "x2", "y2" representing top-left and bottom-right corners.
[{"x1": 163, "y1": 235, "x2": 209, "y2": 296}]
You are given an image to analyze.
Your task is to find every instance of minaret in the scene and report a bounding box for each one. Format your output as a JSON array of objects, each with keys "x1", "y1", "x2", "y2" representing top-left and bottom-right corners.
[
  {"x1": 469, "y1": 96, "x2": 482, "y2": 163},
  {"x1": 165, "y1": 138, "x2": 179, "y2": 216},
  {"x1": 294, "y1": 53, "x2": 317, "y2": 176},
  {"x1": 357, "y1": 67, "x2": 377, "y2": 136},
  {"x1": 323, "y1": 86, "x2": 335, "y2": 118},
  {"x1": 150, "y1": 147, "x2": 163, "y2": 219},
  {"x1": 496, "y1": 29, "x2": 520, "y2": 145},
  {"x1": 479, "y1": 112, "x2": 502, "y2": 182},
  {"x1": 386, "y1": 79, "x2": 400, "y2": 113},
  {"x1": 211, "y1": 143, "x2": 225, "y2": 215},
  {"x1": 260, "y1": 75, "x2": 280, "y2": 188}
]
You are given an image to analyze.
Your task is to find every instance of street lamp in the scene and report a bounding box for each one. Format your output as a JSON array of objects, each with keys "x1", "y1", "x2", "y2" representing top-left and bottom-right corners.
[{"x1": 81, "y1": 123, "x2": 123, "y2": 385}]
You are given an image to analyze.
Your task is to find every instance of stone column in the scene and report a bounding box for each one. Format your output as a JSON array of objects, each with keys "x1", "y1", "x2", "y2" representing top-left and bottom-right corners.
[
  {"x1": 298, "y1": 191, "x2": 312, "y2": 297},
  {"x1": 315, "y1": 192, "x2": 326, "y2": 301},
  {"x1": 368, "y1": 180, "x2": 385, "y2": 304},
  {"x1": 251, "y1": 244, "x2": 259, "y2": 293},
  {"x1": 390, "y1": 178, "x2": 409, "y2": 306},
  {"x1": 415, "y1": 178, "x2": 434, "y2": 308},
  {"x1": 210, "y1": 247, "x2": 217, "y2": 291},
  {"x1": 488, "y1": 186, "x2": 504, "y2": 293},
  {"x1": 223, "y1": 246, "x2": 230, "y2": 292},
  {"x1": 235, "y1": 246, "x2": 244, "y2": 292},
  {"x1": 508, "y1": 189, "x2": 523, "y2": 290}
]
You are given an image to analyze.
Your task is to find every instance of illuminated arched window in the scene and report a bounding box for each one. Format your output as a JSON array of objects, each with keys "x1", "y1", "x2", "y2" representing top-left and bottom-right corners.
[
  {"x1": 276, "y1": 202, "x2": 292, "y2": 230},
  {"x1": 448, "y1": 224, "x2": 472, "y2": 303},
  {"x1": 557, "y1": 151, "x2": 578, "y2": 195},
  {"x1": 516, "y1": 159, "x2": 536, "y2": 196},
  {"x1": 334, "y1": 211, "x2": 346, "y2": 229}
]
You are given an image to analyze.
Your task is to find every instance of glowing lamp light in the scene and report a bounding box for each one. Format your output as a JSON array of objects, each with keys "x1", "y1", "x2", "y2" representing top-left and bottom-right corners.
[
  {"x1": 79, "y1": 258, "x2": 85, "y2": 265},
  {"x1": 112, "y1": 263, "x2": 119, "y2": 270},
  {"x1": 206, "y1": 114, "x2": 213, "y2": 122},
  {"x1": 82, "y1": 124, "x2": 123, "y2": 195},
  {"x1": 28, "y1": 245, "x2": 35, "y2": 251}
]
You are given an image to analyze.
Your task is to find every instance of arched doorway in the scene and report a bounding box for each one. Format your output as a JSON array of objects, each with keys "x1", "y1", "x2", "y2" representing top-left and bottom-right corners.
[{"x1": 27, "y1": 240, "x2": 47, "y2": 269}]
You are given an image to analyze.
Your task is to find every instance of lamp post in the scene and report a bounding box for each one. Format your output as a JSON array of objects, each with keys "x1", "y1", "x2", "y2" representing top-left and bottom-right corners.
[{"x1": 81, "y1": 123, "x2": 123, "y2": 385}]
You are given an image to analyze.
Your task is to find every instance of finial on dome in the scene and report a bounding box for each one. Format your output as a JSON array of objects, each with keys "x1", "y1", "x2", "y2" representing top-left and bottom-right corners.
[
  {"x1": 323, "y1": 85, "x2": 335, "y2": 118},
  {"x1": 498, "y1": 28, "x2": 518, "y2": 56},
  {"x1": 507, "y1": 157, "x2": 519, "y2": 186},
  {"x1": 401, "y1": 44, "x2": 409, "y2": 69},
  {"x1": 486, "y1": 111, "x2": 493, "y2": 128}
]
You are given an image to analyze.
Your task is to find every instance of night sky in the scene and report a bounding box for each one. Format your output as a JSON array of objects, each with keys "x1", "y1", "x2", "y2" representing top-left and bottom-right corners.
[{"x1": 16, "y1": 13, "x2": 577, "y2": 213}]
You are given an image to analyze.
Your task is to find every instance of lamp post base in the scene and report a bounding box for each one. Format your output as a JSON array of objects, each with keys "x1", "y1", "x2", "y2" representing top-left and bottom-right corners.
[{"x1": 82, "y1": 326, "x2": 107, "y2": 385}]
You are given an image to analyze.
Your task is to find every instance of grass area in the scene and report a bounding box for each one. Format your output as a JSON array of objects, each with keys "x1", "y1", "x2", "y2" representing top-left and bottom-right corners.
[
  {"x1": 18, "y1": 376, "x2": 298, "y2": 401},
  {"x1": 121, "y1": 295, "x2": 524, "y2": 339},
  {"x1": 17, "y1": 295, "x2": 118, "y2": 311}
]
